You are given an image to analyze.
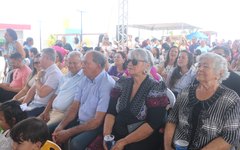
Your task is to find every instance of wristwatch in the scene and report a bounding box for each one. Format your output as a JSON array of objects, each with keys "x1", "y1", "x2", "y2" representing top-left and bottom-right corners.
[{"x1": 35, "y1": 78, "x2": 40, "y2": 81}]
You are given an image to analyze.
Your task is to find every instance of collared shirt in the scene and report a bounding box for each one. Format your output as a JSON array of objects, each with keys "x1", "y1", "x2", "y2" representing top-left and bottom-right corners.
[
  {"x1": 52, "y1": 70, "x2": 84, "y2": 112},
  {"x1": 168, "y1": 84, "x2": 240, "y2": 149},
  {"x1": 29, "y1": 64, "x2": 62, "y2": 108},
  {"x1": 74, "y1": 71, "x2": 115, "y2": 123}
]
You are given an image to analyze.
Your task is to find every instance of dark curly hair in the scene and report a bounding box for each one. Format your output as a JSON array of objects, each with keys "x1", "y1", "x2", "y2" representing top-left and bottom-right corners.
[
  {"x1": 10, "y1": 117, "x2": 49, "y2": 146},
  {"x1": 0, "y1": 100, "x2": 27, "y2": 128}
]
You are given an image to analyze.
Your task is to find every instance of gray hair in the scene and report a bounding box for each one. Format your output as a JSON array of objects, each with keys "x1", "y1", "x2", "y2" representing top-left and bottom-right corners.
[
  {"x1": 128, "y1": 48, "x2": 148, "y2": 62},
  {"x1": 145, "y1": 49, "x2": 154, "y2": 67},
  {"x1": 197, "y1": 52, "x2": 230, "y2": 83},
  {"x1": 41, "y1": 48, "x2": 56, "y2": 62},
  {"x1": 128, "y1": 48, "x2": 151, "y2": 72},
  {"x1": 87, "y1": 50, "x2": 106, "y2": 69},
  {"x1": 67, "y1": 51, "x2": 83, "y2": 60}
]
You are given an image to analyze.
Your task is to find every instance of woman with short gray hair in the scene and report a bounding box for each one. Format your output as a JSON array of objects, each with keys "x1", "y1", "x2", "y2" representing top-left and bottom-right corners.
[
  {"x1": 197, "y1": 52, "x2": 229, "y2": 83},
  {"x1": 165, "y1": 52, "x2": 240, "y2": 150},
  {"x1": 104, "y1": 48, "x2": 169, "y2": 150}
]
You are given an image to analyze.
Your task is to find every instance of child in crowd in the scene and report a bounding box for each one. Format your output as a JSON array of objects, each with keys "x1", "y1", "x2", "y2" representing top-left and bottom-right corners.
[
  {"x1": 0, "y1": 100, "x2": 27, "y2": 150},
  {"x1": 10, "y1": 117, "x2": 49, "y2": 150}
]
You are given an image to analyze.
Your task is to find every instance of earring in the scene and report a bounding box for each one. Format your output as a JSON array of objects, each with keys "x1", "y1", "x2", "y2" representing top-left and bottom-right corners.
[{"x1": 144, "y1": 70, "x2": 148, "y2": 74}]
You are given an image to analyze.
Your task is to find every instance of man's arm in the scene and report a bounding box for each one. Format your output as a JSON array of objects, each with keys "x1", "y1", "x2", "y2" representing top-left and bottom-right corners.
[
  {"x1": 0, "y1": 84, "x2": 22, "y2": 93},
  {"x1": 0, "y1": 83, "x2": 10, "y2": 88},
  {"x1": 38, "y1": 94, "x2": 57, "y2": 122},
  {"x1": 35, "y1": 79, "x2": 54, "y2": 98},
  {"x1": 67, "y1": 111, "x2": 106, "y2": 137},
  {"x1": 55, "y1": 100, "x2": 80, "y2": 130}
]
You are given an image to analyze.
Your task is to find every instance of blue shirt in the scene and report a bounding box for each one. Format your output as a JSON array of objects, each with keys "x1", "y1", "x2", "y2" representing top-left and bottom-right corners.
[
  {"x1": 52, "y1": 70, "x2": 84, "y2": 112},
  {"x1": 74, "y1": 71, "x2": 115, "y2": 123},
  {"x1": 196, "y1": 45, "x2": 210, "y2": 53}
]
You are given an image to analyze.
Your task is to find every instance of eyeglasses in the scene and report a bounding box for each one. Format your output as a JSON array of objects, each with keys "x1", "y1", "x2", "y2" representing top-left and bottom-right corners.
[
  {"x1": 127, "y1": 59, "x2": 146, "y2": 66},
  {"x1": 34, "y1": 61, "x2": 40, "y2": 65}
]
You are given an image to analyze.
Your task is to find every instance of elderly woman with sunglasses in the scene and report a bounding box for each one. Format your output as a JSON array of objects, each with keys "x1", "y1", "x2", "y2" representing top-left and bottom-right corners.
[
  {"x1": 164, "y1": 53, "x2": 240, "y2": 150},
  {"x1": 123, "y1": 50, "x2": 162, "y2": 81},
  {"x1": 103, "y1": 49, "x2": 169, "y2": 150}
]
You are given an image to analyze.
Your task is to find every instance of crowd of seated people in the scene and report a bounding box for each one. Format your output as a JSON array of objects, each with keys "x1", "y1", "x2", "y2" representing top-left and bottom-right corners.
[{"x1": 1, "y1": 28, "x2": 240, "y2": 150}]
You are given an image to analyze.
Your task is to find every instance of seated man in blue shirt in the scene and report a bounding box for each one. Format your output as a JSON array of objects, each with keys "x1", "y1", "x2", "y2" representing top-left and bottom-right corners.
[
  {"x1": 38, "y1": 51, "x2": 84, "y2": 128},
  {"x1": 52, "y1": 50, "x2": 115, "y2": 150}
]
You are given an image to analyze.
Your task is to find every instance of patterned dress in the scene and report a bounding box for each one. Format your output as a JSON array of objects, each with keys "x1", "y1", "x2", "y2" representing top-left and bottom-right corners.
[
  {"x1": 107, "y1": 76, "x2": 169, "y2": 150},
  {"x1": 168, "y1": 84, "x2": 240, "y2": 150}
]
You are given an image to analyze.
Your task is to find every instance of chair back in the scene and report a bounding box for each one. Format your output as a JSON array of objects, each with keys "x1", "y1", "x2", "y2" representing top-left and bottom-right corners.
[
  {"x1": 41, "y1": 140, "x2": 61, "y2": 150},
  {"x1": 166, "y1": 88, "x2": 176, "y2": 110}
]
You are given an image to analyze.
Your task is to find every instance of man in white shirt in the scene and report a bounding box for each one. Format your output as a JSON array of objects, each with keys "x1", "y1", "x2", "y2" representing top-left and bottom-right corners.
[
  {"x1": 38, "y1": 51, "x2": 84, "y2": 127},
  {"x1": 21, "y1": 48, "x2": 62, "y2": 117}
]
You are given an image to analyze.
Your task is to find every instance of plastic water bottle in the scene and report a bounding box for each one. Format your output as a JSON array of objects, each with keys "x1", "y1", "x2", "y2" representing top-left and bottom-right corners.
[
  {"x1": 104, "y1": 135, "x2": 115, "y2": 150},
  {"x1": 175, "y1": 140, "x2": 189, "y2": 150}
]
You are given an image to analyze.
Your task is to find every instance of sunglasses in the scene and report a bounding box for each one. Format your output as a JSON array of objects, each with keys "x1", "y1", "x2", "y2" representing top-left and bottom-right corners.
[
  {"x1": 127, "y1": 59, "x2": 146, "y2": 66},
  {"x1": 34, "y1": 61, "x2": 40, "y2": 64}
]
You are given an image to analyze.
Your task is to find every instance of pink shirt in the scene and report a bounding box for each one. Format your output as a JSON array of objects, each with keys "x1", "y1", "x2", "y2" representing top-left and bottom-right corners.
[
  {"x1": 52, "y1": 45, "x2": 68, "y2": 57},
  {"x1": 10, "y1": 65, "x2": 32, "y2": 89}
]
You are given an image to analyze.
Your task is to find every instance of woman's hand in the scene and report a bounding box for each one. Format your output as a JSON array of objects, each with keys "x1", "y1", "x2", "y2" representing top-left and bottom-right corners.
[{"x1": 111, "y1": 138, "x2": 128, "y2": 150}]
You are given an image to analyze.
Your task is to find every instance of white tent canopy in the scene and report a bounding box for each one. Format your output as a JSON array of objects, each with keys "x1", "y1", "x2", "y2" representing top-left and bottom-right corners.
[{"x1": 128, "y1": 22, "x2": 200, "y2": 31}]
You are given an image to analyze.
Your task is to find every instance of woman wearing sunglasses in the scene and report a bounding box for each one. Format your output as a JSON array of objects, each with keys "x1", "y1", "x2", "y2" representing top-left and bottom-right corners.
[
  {"x1": 13, "y1": 54, "x2": 42, "y2": 102},
  {"x1": 103, "y1": 49, "x2": 169, "y2": 150},
  {"x1": 123, "y1": 50, "x2": 162, "y2": 81}
]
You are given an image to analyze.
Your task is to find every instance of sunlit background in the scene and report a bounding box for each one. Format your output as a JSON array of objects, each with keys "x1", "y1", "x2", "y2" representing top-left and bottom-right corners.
[{"x1": 0, "y1": 0, "x2": 239, "y2": 49}]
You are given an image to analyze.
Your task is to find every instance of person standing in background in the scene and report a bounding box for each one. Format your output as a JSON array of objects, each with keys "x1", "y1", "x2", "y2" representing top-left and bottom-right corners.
[
  {"x1": 62, "y1": 36, "x2": 73, "y2": 51},
  {"x1": 23, "y1": 37, "x2": 34, "y2": 51},
  {"x1": 3, "y1": 28, "x2": 25, "y2": 77}
]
